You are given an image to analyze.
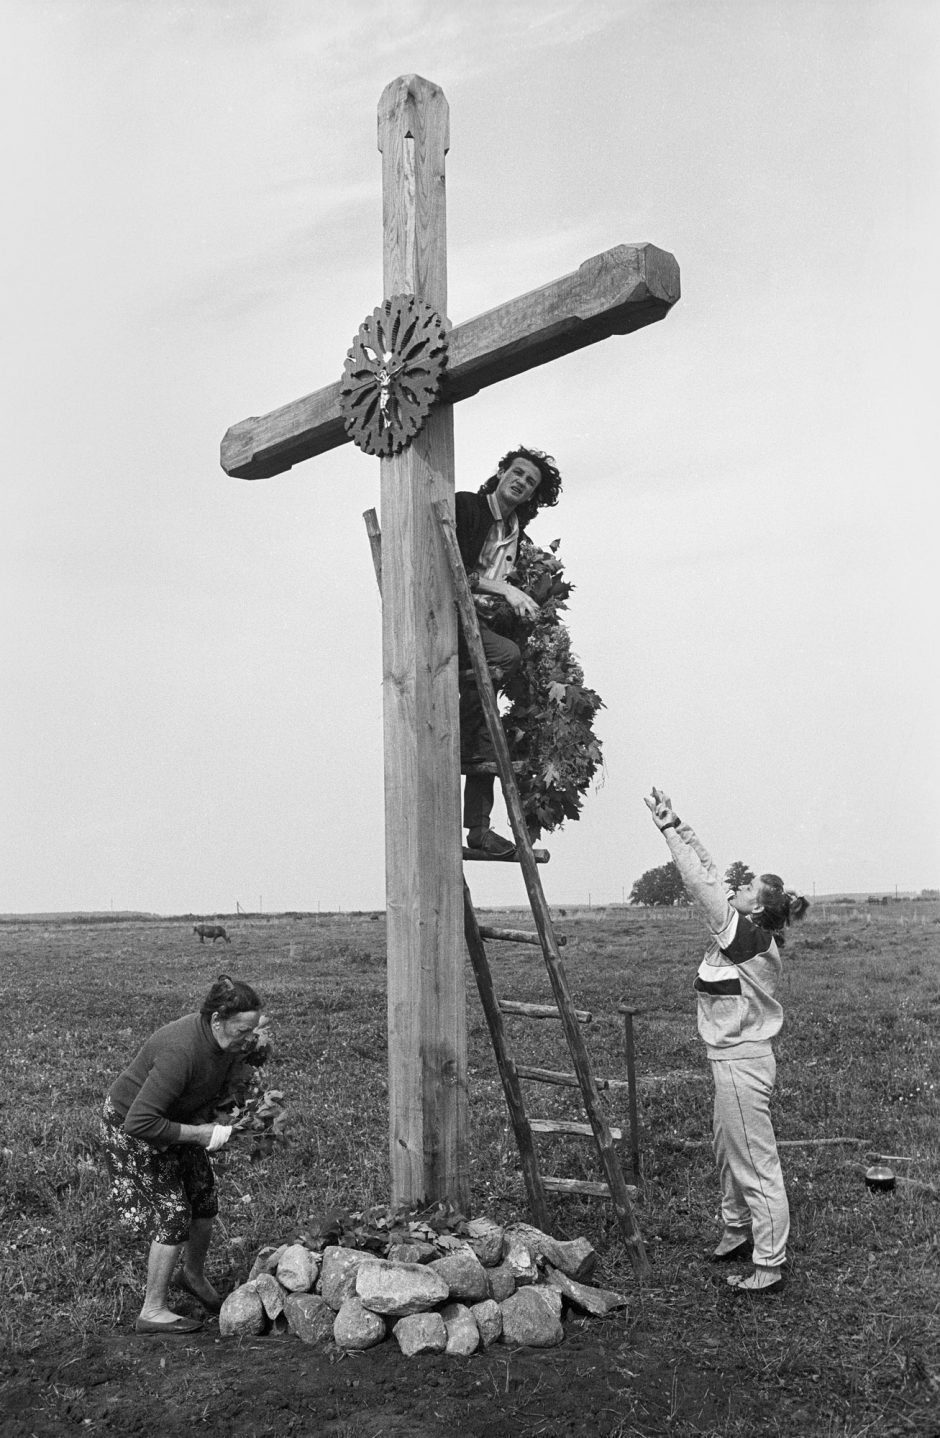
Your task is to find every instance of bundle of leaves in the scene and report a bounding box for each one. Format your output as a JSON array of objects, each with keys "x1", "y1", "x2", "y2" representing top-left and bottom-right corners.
[
  {"x1": 214, "y1": 1022, "x2": 289, "y2": 1159},
  {"x1": 484, "y1": 538, "x2": 604, "y2": 837},
  {"x1": 300, "y1": 1199, "x2": 470, "y2": 1256}
]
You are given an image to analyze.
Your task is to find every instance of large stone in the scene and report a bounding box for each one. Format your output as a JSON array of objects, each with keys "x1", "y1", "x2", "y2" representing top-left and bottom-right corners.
[
  {"x1": 428, "y1": 1246, "x2": 488, "y2": 1302},
  {"x1": 356, "y1": 1261, "x2": 449, "y2": 1317},
  {"x1": 387, "y1": 1240, "x2": 438, "y2": 1265},
  {"x1": 486, "y1": 1261, "x2": 517, "y2": 1303},
  {"x1": 333, "y1": 1296, "x2": 387, "y2": 1350},
  {"x1": 441, "y1": 1302, "x2": 479, "y2": 1356},
  {"x1": 466, "y1": 1217, "x2": 505, "y2": 1267},
  {"x1": 283, "y1": 1292, "x2": 335, "y2": 1345},
  {"x1": 504, "y1": 1224, "x2": 597, "y2": 1282},
  {"x1": 531, "y1": 1283, "x2": 563, "y2": 1320},
  {"x1": 248, "y1": 1243, "x2": 288, "y2": 1282},
  {"x1": 252, "y1": 1271, "x2": 286, "y2": 1319},
  {"x1": 276, "y1": 1243, "x2": 320, "y2": 1293},
  {"x1": 542, "y1": 1264, "x2": 628, "y2": 1317},
  {"x1": 320, "y1": 1248, "x2": 386, "y2": 1310},
  {"x1": 470, "y1": 1298, "x2": 502, "y2": 1348},
  {"x1": 504, "y1": 1236, "x2": 539, "y2": 1285},
  {"x1": 499, "y1": 1288, "x2": 564, "y2": 1348},
  {"x1": 219, "y1": 1282, "x2": 267, "y2": 1338},
  {"x1": 393, "y1": 1312, "x2": 447, "y2": 1357}
]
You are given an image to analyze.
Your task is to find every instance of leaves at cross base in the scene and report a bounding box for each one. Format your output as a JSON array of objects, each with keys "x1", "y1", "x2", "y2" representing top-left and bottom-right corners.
[{"x1": 302, "y1": 1199, "x2": 470, "y2": 1255}]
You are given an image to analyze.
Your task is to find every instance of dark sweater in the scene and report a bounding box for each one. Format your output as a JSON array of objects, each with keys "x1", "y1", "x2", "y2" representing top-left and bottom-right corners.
[{"x1": 108, "y1": 1013, "x2": 241, "y2": 1147}]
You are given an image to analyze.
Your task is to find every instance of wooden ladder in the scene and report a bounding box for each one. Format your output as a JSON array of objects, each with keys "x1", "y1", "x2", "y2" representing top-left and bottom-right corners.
[{"x1": 432, "y1": 502, "x2": 648, "y2": 1278}]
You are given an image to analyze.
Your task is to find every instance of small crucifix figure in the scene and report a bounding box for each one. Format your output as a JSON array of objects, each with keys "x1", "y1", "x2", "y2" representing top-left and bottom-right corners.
[{"x1": 221, "y1": 75, "x2": 679, "y2": 1212}]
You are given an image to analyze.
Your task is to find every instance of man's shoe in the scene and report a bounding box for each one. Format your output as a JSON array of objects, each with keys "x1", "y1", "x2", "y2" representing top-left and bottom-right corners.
[{"x1": 466, "y1": 829, "x2": 516, "y2": 858}]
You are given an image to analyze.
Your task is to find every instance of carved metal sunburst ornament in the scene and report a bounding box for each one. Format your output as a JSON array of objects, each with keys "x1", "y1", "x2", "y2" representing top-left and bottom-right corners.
[{"x1": 340, "y1": 295, "x2": 447, "y2": 457}]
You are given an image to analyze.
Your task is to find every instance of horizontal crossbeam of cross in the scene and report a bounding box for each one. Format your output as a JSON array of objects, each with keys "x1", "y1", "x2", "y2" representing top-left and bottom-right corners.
[{"x1": 220, "y1": 242, "x2": 679, "y2": 480}]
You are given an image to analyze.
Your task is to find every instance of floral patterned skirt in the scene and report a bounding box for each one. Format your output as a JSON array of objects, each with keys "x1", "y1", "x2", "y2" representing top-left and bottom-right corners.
[{"x1": 100, "y1": 1096, "x2": 218, "y2": 1245}]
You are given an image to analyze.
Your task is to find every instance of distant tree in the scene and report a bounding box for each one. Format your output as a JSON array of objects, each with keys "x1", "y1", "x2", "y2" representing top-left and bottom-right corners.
[
  {"x1": 629, "y1": 862, "x2": 688, "y2": 907},
  {"x1": 724, "y1": 860, "x2": 755, "y2": 891}
]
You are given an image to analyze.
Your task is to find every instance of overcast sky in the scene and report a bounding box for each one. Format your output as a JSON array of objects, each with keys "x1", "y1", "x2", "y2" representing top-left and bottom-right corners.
[{"x1": 2, "y1": 0, "x2": 937, "y2": 914}]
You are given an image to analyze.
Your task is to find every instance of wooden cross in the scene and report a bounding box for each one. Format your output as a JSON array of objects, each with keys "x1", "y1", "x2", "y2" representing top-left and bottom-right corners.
[{"x1": 221, "y1": 75, "x2": 679, "y2": 1212}]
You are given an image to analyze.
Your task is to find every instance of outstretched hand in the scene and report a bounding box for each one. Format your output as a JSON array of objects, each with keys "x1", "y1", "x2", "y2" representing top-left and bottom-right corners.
[{"x1": 644, "y1": 786, "x2": 679, "y2": 830}]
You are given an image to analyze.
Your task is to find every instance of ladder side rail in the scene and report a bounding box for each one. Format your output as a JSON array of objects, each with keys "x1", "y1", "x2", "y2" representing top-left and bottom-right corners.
[
  {"x1": 363, "y1": 508, "x2": 383, "y2": 591},
  {"x1": 463, "y1": 881, "x2": 550, "y2": 1230},
  {"x1": 433, "y1": 502, "x2": 649, "y2": 1278}
]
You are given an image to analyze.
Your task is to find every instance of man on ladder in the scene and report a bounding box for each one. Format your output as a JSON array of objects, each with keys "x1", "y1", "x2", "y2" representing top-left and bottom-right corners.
[{"x1": 455, "y1": 446, "x2": 564, "y2": 857}]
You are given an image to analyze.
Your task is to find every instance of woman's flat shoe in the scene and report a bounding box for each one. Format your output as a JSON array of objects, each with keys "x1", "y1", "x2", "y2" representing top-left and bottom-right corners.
[
  {"x1": 710, "y1": 1239, "x2": 752, "y2": 1263},
  {"x1": 135, "y1": 1315, "x2": 204, "y2": 1334},
  {"x1": 175, "y1": 1272, "x2": 223, "y2": 1314},
  {"x1": 726, "y1": 1269, "x2": 786, "y2": 1296}
]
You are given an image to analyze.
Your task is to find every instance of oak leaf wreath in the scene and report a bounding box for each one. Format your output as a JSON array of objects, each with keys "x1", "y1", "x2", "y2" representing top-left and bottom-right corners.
[{"x1": 480, "y1": 537, "x2": 605, "y2": 840}]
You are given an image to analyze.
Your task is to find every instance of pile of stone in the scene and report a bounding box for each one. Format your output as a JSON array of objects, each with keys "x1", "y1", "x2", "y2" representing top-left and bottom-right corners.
[{"x1": 219, "y1": 1219, "x2": 628, "y2": 1355}]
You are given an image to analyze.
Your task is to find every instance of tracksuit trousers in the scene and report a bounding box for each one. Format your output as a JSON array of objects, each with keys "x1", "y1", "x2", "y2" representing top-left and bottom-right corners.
[{"x1": 710, "y1": 1054, "x2": 789, "y2": 1268}]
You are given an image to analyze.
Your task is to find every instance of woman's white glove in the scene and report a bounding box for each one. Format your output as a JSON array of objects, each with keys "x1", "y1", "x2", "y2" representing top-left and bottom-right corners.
[{"x1": 207, "y1": 1124, "x2": 233, "y2": 1152}]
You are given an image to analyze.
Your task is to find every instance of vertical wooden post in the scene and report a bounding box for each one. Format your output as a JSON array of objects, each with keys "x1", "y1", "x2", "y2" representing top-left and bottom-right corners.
[
  {"x1": 618, "y1": 1002, "x2": 642, "y2": 1183},
  {"x1": 377, "y1": 76, "x2": 468, "y2": 1210}
]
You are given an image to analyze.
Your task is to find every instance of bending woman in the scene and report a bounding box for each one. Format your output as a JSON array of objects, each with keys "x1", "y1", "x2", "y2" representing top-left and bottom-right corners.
[
  {"x1": 102, "y1": 974, "x2": 264, "y2": 1333},
  {"x1": 645, "y1": 788, "x2": 809, "y2": 1294}
]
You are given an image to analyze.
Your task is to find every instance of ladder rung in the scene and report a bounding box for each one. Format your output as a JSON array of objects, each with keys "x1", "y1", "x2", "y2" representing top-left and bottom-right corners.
[
  {"x1": 499, "y1": 1000, "x2": 591, "y2": 1023},
  {"x1": 480, "y1": 925, "x2": 567, "y2": 947},
  {"x1": 463, "y1": 847, "x2": 550, "y2": 864},
  {"x1": 530, "y1": 1118, "x2": 624, "y2": 1140},
  {"x1": 540, "y1": 1176, "x2": 637, "y2": 1198},
  {"x1": 516, "y1": 1065, "x2": 631, "y2": 1090}
]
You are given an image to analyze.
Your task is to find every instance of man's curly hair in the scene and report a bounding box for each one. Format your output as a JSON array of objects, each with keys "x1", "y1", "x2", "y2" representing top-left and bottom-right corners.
[{"x1": 478, "y1": 446, "x2": 563, "y2": 529}]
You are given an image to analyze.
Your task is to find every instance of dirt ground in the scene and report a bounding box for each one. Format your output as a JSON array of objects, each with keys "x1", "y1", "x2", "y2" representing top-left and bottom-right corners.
[{"x1": 1, "y1": 1306, "x2": 736, "y2": 1438}]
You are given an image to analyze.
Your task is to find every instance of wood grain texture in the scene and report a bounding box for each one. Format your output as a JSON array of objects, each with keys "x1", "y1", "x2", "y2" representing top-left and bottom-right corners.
[
  {"x1": 541, "y1": 1177, "x2": 637, "y2": 1198},
  {"x1": 478, "y1": 925, "x2": 567, "y2": 947},
  {"x1": 220, "y1": 243, "x2": 679, "y2": 479},
  {"x1": 377, "y1": 77, "x2": 467, "y2": 1212},
  {"x1": 498, "y1": 1000, "x2": 592, "y2": 1022},
  {"x1": 530, "y1": 1118, "x2": 625, "y2": 1140}
]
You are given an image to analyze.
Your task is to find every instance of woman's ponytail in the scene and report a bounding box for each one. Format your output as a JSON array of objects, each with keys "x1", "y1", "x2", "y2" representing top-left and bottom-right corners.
[{"x1": 757, "y1": 874, "x2": 810, "y2": 940}]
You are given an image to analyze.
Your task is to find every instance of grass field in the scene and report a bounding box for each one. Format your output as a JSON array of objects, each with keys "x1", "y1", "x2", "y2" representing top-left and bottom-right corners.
[{"x1": 0, "y1": 904, "x2": 937, "y2": 1436}]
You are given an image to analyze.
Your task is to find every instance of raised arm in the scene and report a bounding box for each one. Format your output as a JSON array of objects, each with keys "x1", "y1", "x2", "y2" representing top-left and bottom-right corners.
[{"x1": 644, "y1": 787, "x2": 734, "y2": 934}]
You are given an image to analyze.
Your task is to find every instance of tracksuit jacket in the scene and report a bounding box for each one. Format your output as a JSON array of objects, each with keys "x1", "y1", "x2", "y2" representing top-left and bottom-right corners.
[{"x1": 661, "y1": 822, "x2": 784, "y2": 1060}]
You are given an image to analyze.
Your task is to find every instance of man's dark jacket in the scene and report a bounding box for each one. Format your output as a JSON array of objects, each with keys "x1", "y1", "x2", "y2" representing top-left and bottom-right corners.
[{"x1": 454, "y1": 490, "x2": 527, "y2": 578}]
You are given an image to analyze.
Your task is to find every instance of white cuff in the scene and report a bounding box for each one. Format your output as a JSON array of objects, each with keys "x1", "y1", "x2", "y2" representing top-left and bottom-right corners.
[{"x1": 208, "y1": 1124, "x2": 233, "y2": 1152}]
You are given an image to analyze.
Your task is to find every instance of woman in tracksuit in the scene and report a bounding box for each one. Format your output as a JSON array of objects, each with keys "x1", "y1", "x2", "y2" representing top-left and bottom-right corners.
[{"x1": 645, "y1": 787, "x2": 809, "y2": 1294}]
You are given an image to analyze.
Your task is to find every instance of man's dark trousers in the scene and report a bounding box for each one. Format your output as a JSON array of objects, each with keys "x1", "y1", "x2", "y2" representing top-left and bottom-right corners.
[{"x1": 461, "y1": 623, "x2": 521, "y2": 842}]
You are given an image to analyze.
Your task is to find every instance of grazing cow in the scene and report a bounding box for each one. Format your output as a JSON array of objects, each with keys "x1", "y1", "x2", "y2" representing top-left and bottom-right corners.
[{"x1": 193, "y1": 923, "x2": 230, "y2": 944}]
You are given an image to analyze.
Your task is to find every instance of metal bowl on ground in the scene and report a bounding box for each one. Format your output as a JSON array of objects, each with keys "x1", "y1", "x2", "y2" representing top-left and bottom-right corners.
[{"x1": 864, "y1": 1163, "x2": 896, "y2": 1192}]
